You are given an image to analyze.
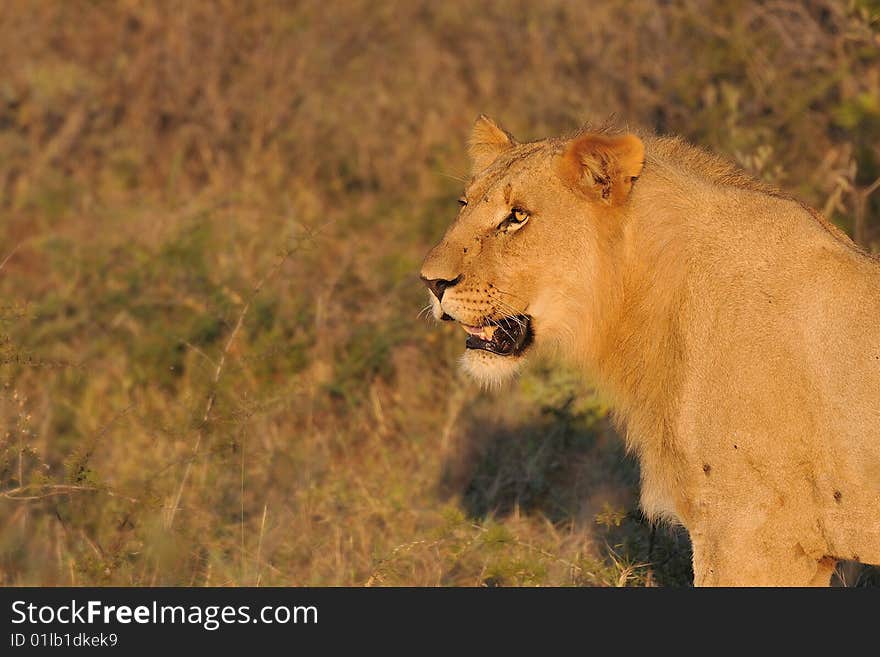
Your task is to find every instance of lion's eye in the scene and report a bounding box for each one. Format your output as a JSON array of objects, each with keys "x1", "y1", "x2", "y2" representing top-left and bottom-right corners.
[
  {"x1": 458, "y1": 198, "x2": 468, "y2": 207},
  {"x1": 510, "y1": 209, "x2": 529, "y2": 224},
  {"x1": 498, "y1": 207, "x2": 529, "y2": 233}
]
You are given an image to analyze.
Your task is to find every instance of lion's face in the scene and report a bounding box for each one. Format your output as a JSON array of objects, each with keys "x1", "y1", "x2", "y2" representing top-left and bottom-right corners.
[{"x1": 420, "y1": 116, "x2": 644, "y2": 386}]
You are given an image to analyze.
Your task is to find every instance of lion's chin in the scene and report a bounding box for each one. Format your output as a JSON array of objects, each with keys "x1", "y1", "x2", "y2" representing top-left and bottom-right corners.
[{"x1": 459, "y1": 349, "x2": 526, "y2": 389}]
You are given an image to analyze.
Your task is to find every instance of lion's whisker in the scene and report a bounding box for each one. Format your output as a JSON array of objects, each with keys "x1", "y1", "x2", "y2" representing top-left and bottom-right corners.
[
  {"x1": 497, "y1": 325, "x2": 517, "y2": 343},
  {"x1": 437, "y1": 170, "x2": 468, "y2": 184},
  {"x1": 493, "y1": 299, "x2": 527, "y2": 328}
]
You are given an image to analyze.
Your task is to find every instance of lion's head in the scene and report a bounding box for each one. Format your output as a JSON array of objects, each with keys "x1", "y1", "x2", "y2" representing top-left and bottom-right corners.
[{"x1": 420, "y1": 115, "x2": 644, "y2": 387}]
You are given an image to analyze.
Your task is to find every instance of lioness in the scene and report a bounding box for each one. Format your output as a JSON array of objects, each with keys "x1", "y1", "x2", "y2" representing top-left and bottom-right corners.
[{"x1": 420, "y1": 115, "x2": 880, "y2": 586}]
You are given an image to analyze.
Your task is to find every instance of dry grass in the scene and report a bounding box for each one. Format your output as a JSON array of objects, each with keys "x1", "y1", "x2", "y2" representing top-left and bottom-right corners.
[{"x1": 0, "y1": 0, "x2": 878, "y2": 586}]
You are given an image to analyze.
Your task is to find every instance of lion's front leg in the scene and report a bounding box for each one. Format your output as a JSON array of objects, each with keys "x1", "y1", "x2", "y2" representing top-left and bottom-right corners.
[{"x1": 689, "y1": 519, "x2": 836, "y2": 586}]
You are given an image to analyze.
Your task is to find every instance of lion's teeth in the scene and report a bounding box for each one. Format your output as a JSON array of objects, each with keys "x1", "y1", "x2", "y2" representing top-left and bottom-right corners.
[{"x1": 462, "y1": 324, "x2": 496, "y2": 340}]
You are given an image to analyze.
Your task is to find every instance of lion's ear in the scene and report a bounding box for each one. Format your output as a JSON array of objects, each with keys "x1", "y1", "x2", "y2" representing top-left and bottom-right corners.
[
  {"x1": 468, "y1": 115, "x2": 517, "y2": 174},
  {"x1": 558, "y1": 133, "x2": 644, "y2": 205}
]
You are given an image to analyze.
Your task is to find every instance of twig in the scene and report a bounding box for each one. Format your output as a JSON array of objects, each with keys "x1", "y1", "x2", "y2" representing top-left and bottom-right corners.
[
  {"x1": 53, "y1": 509, "x2": 104, "y2": 559},
  {"x1": 0, "y1": 243, "x2": 22, "y2": 274},
  {"x1": 1, "y1": 483, "x2": 137, "y2": 503},
  {"x1": 255, "y1": 503, "x2": 268, "y2": 586},
  {"x1": 176, "y1": 338, "x2": 218, "y2": 370},
  {"x1": 853, "y1": 175, "x2": 880, "y2": 247}
]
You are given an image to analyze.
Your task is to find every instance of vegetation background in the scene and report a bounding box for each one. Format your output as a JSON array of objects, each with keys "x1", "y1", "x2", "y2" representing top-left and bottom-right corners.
[{"x1": 1, "y1": 0, "x2": 879, "y2": 587}]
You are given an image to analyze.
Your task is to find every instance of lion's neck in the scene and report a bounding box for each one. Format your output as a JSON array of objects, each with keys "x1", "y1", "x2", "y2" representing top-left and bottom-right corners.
[{"x1": 586, "y1": 172, "x2": 697, "y2": 521}]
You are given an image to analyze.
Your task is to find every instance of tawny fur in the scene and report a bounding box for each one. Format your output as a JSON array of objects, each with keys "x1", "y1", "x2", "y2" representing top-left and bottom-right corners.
[{"x1": 421, "y1": 116, "x2": 880, "y2": 586}]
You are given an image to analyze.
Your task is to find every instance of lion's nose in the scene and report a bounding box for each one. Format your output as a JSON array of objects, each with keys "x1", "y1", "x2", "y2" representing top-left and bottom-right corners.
[{"x1": 420, "y1": 274, "x2": 461, "y2": 301}]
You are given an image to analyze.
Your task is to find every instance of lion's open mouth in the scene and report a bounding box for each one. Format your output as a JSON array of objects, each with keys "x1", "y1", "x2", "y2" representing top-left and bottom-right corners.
[{"x1": 461, "y1": 315, "x2": 532, "y2": 356}]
